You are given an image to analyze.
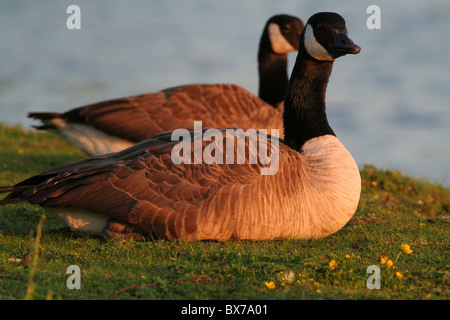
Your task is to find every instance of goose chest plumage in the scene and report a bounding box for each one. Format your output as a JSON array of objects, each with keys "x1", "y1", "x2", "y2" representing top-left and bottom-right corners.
[
  {"x1": 28, "y1": 14, "x2": 304, "y2": 156},
  {"x1": 0, "y1": 12, "x2": 361, "y2": 241}
]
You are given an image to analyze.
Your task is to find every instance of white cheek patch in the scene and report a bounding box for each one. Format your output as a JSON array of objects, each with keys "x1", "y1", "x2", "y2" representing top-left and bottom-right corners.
[
  {"x1": 268, "y1": 23, "x2": 296, "y2": 54},
  {"x1": 304, "y1": 24, "x2": 334, "y2": 61}
]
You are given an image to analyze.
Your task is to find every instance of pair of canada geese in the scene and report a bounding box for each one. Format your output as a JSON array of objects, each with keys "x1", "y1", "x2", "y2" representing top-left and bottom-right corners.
[{"x1": 1, "y1": 12, "x2": 362, "y2": 241}]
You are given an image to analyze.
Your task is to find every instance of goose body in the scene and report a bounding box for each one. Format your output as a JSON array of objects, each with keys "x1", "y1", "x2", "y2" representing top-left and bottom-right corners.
[
  {"x1": 1, "y1": 12, "x2": 361, "y2": 241},
  {"x1": 28, "y1": 15, "x2": 304, "y2": 155}
]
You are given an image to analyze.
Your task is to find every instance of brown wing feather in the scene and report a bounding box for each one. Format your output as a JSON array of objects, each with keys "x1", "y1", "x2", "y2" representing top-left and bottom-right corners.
[
  {"x1": 67, "y1": 84, "x2": 283, "y2": 142},
  {"x1": 2, "y1": 130, "x2": 288, "y2": 240}
]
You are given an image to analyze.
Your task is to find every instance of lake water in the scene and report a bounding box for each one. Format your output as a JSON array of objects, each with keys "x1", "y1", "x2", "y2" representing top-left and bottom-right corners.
[{"x1": 1, "y1": 0, "x2": 449, "y2": 186}]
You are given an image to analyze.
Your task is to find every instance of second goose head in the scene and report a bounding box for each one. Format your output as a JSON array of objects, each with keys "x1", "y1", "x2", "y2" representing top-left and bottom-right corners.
[{"x1": 258, "y1": 14, "x2": 304, "y2": 108}]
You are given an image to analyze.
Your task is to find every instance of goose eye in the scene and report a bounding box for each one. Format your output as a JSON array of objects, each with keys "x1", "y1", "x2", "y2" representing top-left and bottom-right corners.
[
  {"x1": 281, "y1": 24, "x2": 291, "y2": 32},
  {"x1": 315, "y1": 24, "x2": 325, "y2": 30},
  {"x1": 333, "y1": 27, "x2": 345, "y2": 33}
]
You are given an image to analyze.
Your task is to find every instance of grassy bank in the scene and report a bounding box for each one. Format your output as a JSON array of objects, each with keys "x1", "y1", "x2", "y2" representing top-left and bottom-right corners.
[{"x1": 0, "y1": 123, "x2": 448, "y2": 300}]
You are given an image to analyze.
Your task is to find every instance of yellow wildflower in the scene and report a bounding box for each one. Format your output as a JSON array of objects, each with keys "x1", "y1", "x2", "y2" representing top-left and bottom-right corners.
[
  {"x1": 386, "y1": 260, "x2": 394, "y2": 268},
  {"x1": 345, "y1": 254, "x2": 351, "y2": 258},
  {"x1": 264, "y1": 281, "x2": 276, "y2": 289},
  {"x1": 328, "y1": 260, "x2": 337, "y2": 270},
  {"x1": 401, "y1": 243, "x2": 413, "y2": 254},
  {"x1": 380, "y1": 256, "x2": 389, "y2": 264},
  {"x1": 396, "y1": 272, "x2": 403, "y2": 279},
  {"x1": 18, "y1": 149, "x2": 24, "y2": 155}
]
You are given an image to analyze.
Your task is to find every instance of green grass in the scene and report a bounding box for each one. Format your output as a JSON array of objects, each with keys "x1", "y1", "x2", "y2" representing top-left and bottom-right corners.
[{"x1": 0, "y1": 123, "x2": 448, "y2": 300}]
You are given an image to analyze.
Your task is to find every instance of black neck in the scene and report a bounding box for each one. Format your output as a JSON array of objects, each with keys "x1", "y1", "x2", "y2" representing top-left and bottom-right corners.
[
  {"x1": 258, "y1": 51, "x2": 289, "y2": 107},
  {"x1": 282, "y1": 52, "x2": 336, "y2": 151}
]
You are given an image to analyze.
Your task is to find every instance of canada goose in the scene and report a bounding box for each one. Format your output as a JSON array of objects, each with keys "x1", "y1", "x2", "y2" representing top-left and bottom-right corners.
[
  {"x1": 1, "y1": 12, "x2": 361, "y2": 241},
  {"x1": 28, "y1": 14, "x2": 304, "y2": 156}
]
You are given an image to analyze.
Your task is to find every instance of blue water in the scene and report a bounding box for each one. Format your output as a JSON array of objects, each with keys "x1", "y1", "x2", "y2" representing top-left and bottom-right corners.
[{"x1": 1, "y1": 0, "x2": 449, "y2": 186}]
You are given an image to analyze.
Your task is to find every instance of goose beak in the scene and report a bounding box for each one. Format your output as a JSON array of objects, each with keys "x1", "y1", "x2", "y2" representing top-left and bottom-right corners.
[{"x1": 332, "y1": 33, "x2": 361, "y2": 55}]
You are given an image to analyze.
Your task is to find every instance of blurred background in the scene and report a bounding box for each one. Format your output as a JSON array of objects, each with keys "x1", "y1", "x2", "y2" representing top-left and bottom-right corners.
[{"x1": 1, "y1": 0, "x2": 449, "y2": 186}]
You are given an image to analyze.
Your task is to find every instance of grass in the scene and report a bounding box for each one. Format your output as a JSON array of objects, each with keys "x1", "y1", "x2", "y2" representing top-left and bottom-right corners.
[{"x1": 0, "y1": 122, "x2": 449, "y2": 300}]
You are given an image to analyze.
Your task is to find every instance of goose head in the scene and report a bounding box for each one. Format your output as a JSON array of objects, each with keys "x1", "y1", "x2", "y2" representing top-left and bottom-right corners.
[
  {"x1": 266, "y1": 14, "x2": 304, "y2": 54},
  {"x1": 283, "y1": 12, "x2": 361, "y2": 151},
  {"x1": 302, "y1": 12, "x2": 360, "y2": 61}
]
